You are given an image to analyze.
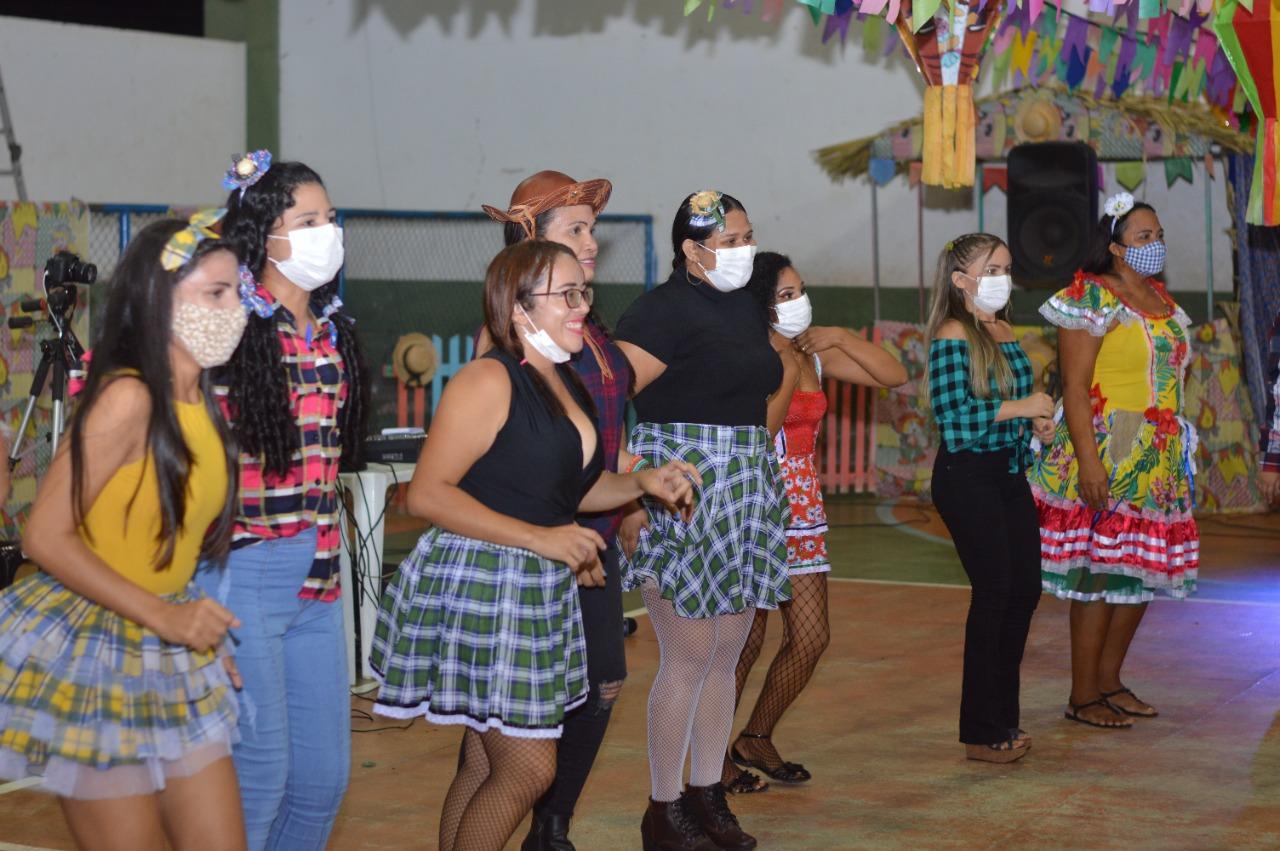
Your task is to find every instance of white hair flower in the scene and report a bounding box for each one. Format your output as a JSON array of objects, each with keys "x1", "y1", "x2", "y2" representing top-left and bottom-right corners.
[{"x1": 1104, "y1": 191, "x2": 1135, "y2": 220}]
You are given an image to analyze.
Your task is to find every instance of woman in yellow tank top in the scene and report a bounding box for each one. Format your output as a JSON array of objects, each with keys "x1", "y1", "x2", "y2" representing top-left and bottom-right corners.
[
  {"x1": 1029, "y1": 195, "x2": 1197, "y2": 731},
  {"x1": 0, "y1": 214, "x2": 250, "y2": 849}
]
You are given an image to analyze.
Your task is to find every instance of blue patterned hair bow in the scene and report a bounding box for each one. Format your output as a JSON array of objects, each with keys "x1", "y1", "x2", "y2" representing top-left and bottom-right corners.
[{"x1": 238, "y1": 265, "x2": 279, "y2": 319}]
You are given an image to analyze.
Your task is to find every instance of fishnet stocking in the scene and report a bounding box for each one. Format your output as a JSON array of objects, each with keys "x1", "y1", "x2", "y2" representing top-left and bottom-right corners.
[
  {"x1": 440, "y1": 728, "x2": 557, "y2": 851},
  {"x1": 643, "y1": 583, "x2": 756, "y2": 801},
  {"x1": 440, "y1": 729, "x2": 488, "y2": 851},
  {"x1": 733, "y1": 573, "x2": 831, "y2": 771}
]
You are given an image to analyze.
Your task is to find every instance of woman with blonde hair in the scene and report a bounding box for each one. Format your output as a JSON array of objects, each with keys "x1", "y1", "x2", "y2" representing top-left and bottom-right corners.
[{"x1": 926, "y1": 233, "x2": 1054, "y2": 762}]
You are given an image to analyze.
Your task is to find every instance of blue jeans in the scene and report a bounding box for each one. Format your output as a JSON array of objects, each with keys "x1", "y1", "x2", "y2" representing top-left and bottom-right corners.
[{"x1": 196, "y1": 529, "x2": 350, "y2": 850}]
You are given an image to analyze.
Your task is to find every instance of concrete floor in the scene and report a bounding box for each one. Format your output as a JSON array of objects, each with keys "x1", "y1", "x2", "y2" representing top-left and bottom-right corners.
[{"x1": 2, "y1": 499, "x2": 1278, "y2": 850}]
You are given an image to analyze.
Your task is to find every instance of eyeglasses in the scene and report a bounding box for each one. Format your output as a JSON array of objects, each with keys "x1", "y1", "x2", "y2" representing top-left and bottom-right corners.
[{"x1": 528, "y1": 287, "x2": 594, "y2": 309}]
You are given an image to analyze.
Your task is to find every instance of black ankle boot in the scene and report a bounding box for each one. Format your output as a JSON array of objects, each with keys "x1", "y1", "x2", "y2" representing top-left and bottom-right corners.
[
  {"x1": 683, "y1": 782, "x2": 758, "y2": 850},
  {"x1": 521, "y1": 813, "x2": 575, "y2": 851},
  {"x1": 640, "y1": 797, "x2": 719, "y2": 851}
]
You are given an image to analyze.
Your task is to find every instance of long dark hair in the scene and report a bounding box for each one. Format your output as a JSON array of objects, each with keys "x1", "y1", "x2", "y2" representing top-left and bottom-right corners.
[
  {"x1": 744, "y1": 250, "x2": 794, "y2": 324},
  {"x1": 219, "y1": 161, "x2": 368, "y2": 477},
  {"x1": 483, "y1": 240, "x2": 596, "y2": 420},
  {"x1": 670, "y1": 192, "x2": 747, "y2": 270},
  {"x1": 70, "y1": 220, "x2": 239, "y2": 569},
  {"x1": 1081, "y1": 201, "x2": 1156, "y2": 276}
]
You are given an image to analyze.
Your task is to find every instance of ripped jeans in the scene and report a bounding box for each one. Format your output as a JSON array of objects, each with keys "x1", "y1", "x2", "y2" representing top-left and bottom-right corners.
[{"x1": 195, "y1": 529, "x2": 350, "y2": 851}]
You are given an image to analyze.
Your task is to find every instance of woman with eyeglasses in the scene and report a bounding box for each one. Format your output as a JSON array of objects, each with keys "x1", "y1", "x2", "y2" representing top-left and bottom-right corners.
[
  {"x1": 477, "y1": 171, "x2": 634, "y2": 851},
  {"x1": 371, "y1": 240, "x2": 697, "y2": 851}
]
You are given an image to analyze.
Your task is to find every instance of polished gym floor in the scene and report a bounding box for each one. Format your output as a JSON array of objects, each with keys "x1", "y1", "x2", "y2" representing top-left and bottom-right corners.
[{"x1": 2, "y1": 498, "x2": 1277, "y2": 850}]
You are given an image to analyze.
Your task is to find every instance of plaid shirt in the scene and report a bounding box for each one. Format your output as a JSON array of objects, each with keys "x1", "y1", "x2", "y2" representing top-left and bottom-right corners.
[
  {"x1": 1261, "y1": 313, "x2": 1280, "y2": 472},
  {"x1": 929, "y1": 338, "x2": 1034, "y2": 471},
  {"x1": 573, "y1": 320, "x2": 633, "y2": 540},
  {"x1": 214, "y1": 289, "x2": 348, "y2": 601}
]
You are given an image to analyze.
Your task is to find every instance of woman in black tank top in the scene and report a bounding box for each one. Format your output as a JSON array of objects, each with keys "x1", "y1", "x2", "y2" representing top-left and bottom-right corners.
[{"x1": 371, "y1": 241, "x2": 699, "y2": 851}]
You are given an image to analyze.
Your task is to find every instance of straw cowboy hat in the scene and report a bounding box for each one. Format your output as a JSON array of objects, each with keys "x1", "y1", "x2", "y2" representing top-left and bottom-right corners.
[
  {"x1": 482, "y1": 170, "x2": 612, "y2": 239},
  {"x1": 391, "y1": 333, "x2": 438, "y2": 388},
  {"x1": 1013, "y1": 96, "x2": 1063, "y2": 144}
]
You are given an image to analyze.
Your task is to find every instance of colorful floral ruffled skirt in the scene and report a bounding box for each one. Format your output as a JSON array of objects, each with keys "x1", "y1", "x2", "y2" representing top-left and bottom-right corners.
[{"x1": 1029, "y1": 404, "x2": 1199, "y2": 603}]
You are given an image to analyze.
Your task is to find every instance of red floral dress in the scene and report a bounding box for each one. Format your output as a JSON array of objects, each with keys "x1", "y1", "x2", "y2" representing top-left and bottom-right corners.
[{"x1": 775, "y1": 361, "x2": 830, "y2": 575}]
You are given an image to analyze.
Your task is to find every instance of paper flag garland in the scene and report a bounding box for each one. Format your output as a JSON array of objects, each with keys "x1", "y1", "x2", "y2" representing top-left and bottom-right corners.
[{"x1": 1115, "y1": 160, "x2": 1148, "y2": 189}]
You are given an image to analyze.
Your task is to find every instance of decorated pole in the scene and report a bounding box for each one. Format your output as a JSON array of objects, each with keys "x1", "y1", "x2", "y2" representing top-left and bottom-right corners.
[
  {"x1": 1213, "y1": 0, "x2": 1280, "y2": 226},
  {"x1": 895, "y1": 0, "x2": 1002, "y2": 188}
]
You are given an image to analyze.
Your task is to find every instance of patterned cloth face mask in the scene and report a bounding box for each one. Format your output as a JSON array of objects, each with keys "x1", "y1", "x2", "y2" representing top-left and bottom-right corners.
[
  {"x1": 172, "y1": 300, "x2": 248, "y2": 368},
  {"x1": 1123, "y1": 240, "x2": 1166, "y2": 277}
]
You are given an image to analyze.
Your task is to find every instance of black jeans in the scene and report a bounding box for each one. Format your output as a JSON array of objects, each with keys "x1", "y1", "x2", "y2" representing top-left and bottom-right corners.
[{"x1": 932, "y1": 448, "x2": 1041, "y2": 745}]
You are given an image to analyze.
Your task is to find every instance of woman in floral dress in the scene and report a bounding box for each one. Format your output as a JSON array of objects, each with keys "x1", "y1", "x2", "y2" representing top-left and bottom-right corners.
[
  {"x1": 725, "y1": 251, "x2": 906, "y2": 790},
  {"x1": 1030, "y1": 193, "x2": 1198, "y2": 730}
]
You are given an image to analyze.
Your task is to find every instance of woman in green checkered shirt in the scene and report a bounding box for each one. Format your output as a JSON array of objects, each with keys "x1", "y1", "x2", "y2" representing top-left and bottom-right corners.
[{"x1": 926, "y1": 233, "x2": 1055, "y2": 763}]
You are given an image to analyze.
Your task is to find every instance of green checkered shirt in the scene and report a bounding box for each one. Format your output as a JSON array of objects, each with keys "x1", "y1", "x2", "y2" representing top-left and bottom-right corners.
[{"x1": 928, "y1": 338, "x2": 1034, "y2": 468}]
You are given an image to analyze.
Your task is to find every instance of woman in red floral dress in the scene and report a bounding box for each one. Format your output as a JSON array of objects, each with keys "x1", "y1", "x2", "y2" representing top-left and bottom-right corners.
[{"x1": 723, "y1": 252, "x2": 907, "y2": 792}]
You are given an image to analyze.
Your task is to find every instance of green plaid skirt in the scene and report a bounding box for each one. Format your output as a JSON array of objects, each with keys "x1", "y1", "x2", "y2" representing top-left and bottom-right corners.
[
  {"x1": 0, "y1": 571, "x2": 239, "y2": 799},
  {"x1": 622, "y1": 421, "x2": 791, "y2": 618},
  {"x1": 371, "y1": 528, "x2": 588, "y2": 739}
]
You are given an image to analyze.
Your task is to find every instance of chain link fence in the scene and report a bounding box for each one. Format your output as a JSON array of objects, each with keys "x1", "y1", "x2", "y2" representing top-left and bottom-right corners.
[
  {"x1": 339, "y1": 209, "x2": 654, "y2": 285},
  {"x1": 336, "y1": 210, "x2": 654, "y2": 432}
]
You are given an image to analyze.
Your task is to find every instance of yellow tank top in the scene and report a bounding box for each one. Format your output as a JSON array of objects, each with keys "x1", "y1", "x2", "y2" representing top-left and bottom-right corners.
[
  {"x1": 1091, "y1": 294, "x2": 1187, "y2": 415},
  {"x1": 1042, "y1": 275, "x2": 1189, "y2": 416},
  {"x1": 80, "y1": 398, "x2": 229, "y2": 595}
]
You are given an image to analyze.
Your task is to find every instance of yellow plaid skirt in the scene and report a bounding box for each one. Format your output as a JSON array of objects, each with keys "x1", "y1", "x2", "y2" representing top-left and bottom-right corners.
[{"x1": 0, "y1": 571, "x2": 239, "y2": 798}]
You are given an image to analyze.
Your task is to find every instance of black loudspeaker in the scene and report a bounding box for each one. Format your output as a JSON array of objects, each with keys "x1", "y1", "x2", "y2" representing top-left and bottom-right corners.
[{"x1": 1007, "y1": 142, "x2": 1098, "y2": 289}]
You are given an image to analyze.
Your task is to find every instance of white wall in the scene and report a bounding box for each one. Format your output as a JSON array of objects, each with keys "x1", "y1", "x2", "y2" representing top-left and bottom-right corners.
[
  {"x1": 278, "y1": 0, "x2": 1230, "y2": 294},
  {"x1": 0, "y1": 16, "x2": 245, "y2": 205}
]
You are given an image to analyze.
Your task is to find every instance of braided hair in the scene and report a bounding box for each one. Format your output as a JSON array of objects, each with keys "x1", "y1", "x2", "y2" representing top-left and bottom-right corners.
[{"x1": 218, "y1": 161, "x2": 368, "y2": 477}]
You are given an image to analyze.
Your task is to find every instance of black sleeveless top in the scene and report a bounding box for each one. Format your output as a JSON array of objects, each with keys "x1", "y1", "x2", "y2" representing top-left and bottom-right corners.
[{"x1": 458, "y1": 349, "x2": 604, "y2": 527}]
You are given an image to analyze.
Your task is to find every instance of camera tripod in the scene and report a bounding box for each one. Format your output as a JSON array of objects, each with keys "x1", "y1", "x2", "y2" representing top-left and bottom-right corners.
[{"x1": 7, "y1": 282, "x2": 87, "y2": 471}]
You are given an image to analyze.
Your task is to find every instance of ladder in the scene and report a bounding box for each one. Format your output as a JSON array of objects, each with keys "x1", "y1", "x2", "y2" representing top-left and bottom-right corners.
[{"x1": 0, "y1": 66, "x2": 26, "y2": 201}]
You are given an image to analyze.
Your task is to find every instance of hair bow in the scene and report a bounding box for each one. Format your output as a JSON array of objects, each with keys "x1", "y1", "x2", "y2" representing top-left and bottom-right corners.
[
  {"x1": 1104, "y1": 192, "x2": 1135, "y2": 233},
  {"x1": 160, "y1": 208, "x2": 226, "y2": 272},
  {"x1": 222, "y1": 149, "x2": 272, "y2": 196},
  {"x1": 688, "y1": 190, "x2": 727, "y2": 232},
  {"x1": 238, "y1": 264, "x2": 279, "y2": 319}
]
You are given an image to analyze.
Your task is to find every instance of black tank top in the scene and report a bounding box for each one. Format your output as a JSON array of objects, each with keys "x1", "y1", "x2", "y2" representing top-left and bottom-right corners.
[{"x1": 458, "y1": 349, "x2": 604, "y2": 527}]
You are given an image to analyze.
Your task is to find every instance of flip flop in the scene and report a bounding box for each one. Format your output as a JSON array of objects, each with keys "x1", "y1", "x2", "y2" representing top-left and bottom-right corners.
[
  {"x1": 1065, "y1": 697, "x2": 1133, "y2": 729},
  {"x1": 1101, "y1": 687, "x2": 1159, "y2": 718}
]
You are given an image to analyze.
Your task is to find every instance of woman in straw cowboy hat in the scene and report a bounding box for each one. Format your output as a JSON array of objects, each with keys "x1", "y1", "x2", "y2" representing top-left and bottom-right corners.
[{"x1": 476, "y1": 170, "x2": 634, "y2": 851}]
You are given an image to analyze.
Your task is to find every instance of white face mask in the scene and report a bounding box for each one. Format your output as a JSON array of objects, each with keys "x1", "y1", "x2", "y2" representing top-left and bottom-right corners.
[
  {"x1": 965, "y1": 273, "x2": 1012, "y2": 314},
  {"x1": 517, "y1": 305, "x2": 571, "y2": 364},
  {"x1": 695, "y1": 243, "x2": 757, "y2": 292},
  {"x1": 268, "y1": 223, "x2": 345, "y2": 292},
  {"x1": 172, "y1": 300, "x2": 248, "y2": 368},
  {"x1": 772, "y1": 293, "x2": 813, "y2": 339}
]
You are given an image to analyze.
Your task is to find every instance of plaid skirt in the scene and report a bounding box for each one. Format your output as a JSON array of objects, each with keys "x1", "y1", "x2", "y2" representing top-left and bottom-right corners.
[
  {"x1": 622, "y1": 422, "x2": 791, "y2": 618},
  {"x1": 0, "y1": 571, "x2": 239, "y2": 799},
  {"x1": 370, "y1": 528, "x2": 588, "y2": 739}
]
